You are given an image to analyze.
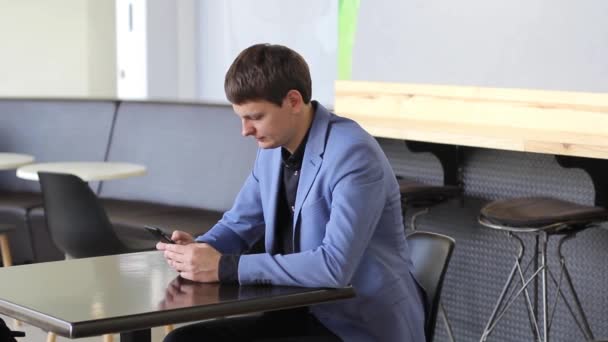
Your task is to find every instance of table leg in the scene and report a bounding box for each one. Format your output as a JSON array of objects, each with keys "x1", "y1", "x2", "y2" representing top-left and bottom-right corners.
[{"x1": 120, "y1": 329, "x2": 151, "y2": 342}]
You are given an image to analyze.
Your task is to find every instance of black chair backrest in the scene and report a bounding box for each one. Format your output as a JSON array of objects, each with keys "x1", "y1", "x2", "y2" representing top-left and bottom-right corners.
[
  {"x1": 38, "y1": 172, "x2": 128, "y2": 258},
  {"x1": 407, "y1": 231, "x2": 455, "y2": 342}
]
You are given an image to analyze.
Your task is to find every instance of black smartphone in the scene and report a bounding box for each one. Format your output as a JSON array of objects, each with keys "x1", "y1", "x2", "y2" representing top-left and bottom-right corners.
[{"x1": 144, "y1": 225, "x2": 175, "y2": 244}]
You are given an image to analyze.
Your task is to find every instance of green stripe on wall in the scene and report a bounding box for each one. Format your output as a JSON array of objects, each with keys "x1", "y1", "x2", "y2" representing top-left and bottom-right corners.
[{"x1": 338, "y1": 0, "x2": 361, "y2": 80}]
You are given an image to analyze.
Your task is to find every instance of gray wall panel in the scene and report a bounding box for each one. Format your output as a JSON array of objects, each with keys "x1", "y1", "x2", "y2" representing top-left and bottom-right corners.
[
  {"x1": 0, "y1": 100, "x2": 116, "y2": 192},
  {"x1": 101, "y1": 102, "x2": 257, "y2": 212}
]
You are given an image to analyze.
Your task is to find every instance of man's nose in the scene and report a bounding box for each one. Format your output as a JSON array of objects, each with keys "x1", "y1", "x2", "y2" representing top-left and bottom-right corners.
[{"x1": 242, "y1": 121, "x2": 254, "y2": 137}]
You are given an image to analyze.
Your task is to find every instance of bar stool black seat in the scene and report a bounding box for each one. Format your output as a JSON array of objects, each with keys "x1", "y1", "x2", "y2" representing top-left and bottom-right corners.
[
  {"x1": 399, "y1": 180, "x2": 461, "y2": 209},
  {"x1": 399, "y1": 179, "x2": 461, "y2": 232},
  {"x1": 479, "y1": 196, "x2": 608, "y2": 342}
]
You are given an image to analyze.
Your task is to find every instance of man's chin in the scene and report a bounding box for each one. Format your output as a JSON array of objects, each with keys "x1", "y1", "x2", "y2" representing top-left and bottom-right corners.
[{"x1": 257, "y1": 140, "x2": 279, "y2": 149}]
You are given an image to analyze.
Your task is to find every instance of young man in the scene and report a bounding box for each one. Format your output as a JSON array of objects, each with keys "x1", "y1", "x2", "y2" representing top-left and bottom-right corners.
[{"x1": 158, "y1": 43, "x2": 426, "y2": 341}]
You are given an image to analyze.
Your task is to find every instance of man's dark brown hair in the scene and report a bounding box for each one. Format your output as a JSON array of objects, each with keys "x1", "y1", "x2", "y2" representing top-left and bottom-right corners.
[{"x1": 224, "y1": 44, "x2": 312, "y2": 106}]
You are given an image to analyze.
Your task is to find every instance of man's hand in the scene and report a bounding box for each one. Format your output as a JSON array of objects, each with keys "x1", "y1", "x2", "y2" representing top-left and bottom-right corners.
[{"x1": 157, "y1": 240, "x2": 222, "y2": 283}]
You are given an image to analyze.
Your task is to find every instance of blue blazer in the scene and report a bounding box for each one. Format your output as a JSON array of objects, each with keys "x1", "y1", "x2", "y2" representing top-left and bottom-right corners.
[{"x1": 198, "y1": 103, "x2": 426, "y2": 341}]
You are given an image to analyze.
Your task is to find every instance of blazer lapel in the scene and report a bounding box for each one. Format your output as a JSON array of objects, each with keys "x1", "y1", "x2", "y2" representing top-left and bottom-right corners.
[
  {"x1": 293, "y1": 103, "x2": 331, "y2": 230},
  {"x1": 265, "y1": 149, "x2": 282, "y2": 253}
]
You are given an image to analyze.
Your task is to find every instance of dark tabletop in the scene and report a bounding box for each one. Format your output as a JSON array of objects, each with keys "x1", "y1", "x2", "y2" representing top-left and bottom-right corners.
[{"x1": 0, "y1": 251, "x2": 355, "y2": 338}]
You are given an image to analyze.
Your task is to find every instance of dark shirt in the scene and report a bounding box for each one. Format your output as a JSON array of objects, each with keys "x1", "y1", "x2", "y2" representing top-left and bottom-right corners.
[
  {"x1": 274, "y1": 136, "x2": 307, "y2": 254},
  {"x1": 217, "y1": 115, "x2": 312, "y2": 283}
]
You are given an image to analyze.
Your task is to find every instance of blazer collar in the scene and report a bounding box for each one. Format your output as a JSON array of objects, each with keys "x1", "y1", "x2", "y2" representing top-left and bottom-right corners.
[{"x1": 304, "y1": 101, "x2": 331, "y2": 159}]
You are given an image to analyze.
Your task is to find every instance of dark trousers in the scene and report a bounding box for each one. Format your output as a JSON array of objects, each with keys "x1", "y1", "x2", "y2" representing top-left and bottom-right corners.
[{"x1": 163, "y1": 307, "x2": 341, "y2": 342}]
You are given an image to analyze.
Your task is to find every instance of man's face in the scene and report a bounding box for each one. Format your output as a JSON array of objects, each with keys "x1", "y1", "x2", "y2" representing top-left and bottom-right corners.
[{"x1": 232, "y1": 98, "x2": 298, "y2": 150}]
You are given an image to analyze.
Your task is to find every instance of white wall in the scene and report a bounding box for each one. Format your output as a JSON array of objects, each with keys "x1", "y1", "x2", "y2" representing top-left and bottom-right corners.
[
  {"x1": 0, "y1": 1, "x2": 337, "y2": 102},
  {"x1": 0, "y1": 0, "x2": 116, "y2": 98},
  {"x1": 116, "y1": 0, "x2": 148, "y2": 99},
  {"x1": 197, "y1": 0, "x2": 338, "y2": 106},
  {"x1": 115, "y1": 0, "x2": 198, "y2": 100},
  {"x1": 351, "y1": 0, "x2": 608, "y2": 92}
]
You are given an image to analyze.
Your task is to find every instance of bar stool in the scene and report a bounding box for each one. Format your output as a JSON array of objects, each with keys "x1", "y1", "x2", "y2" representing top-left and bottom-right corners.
[
  {"x1": 478, "y1": 196, "x2": 608, "y2": 342},
  {"x1": 398, "y1": 179, "x2": 460, "y2": 342},
  {"x1": 398, "y1": 141, "x2": 463, "y2": 341},
  {"x1": 400, "y1": 141, "x2": 462, "y2": 228}
]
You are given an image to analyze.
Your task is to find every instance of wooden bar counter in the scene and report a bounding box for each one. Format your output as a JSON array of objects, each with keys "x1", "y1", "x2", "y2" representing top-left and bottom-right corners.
[{"x1": 334, "y1": 80, "x2": 608, "y2": 159}]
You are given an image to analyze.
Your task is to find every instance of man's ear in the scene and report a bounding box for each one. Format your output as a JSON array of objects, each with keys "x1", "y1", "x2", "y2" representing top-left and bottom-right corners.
[{"x1": 284, "y1": 90, "x2": 304, "y2": 112}]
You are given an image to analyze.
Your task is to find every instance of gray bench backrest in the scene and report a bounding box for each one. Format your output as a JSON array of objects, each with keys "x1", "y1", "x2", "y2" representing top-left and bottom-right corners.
[
  {"x1": 100, "y1": 102, "x2": 257, "y2": 212},
  {"x1": 0, "y1": 100, "x2": 116, "y2": 192}
]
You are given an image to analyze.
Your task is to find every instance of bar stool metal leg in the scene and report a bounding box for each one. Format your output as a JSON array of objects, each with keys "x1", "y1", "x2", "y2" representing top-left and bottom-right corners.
[
  {"x1": 440, "y1": 303, "x2": 455, "y2": 342},
  {"x1": 540, "y1": 232, "x2": 548, "y2": 342},
  {"x1": 480, "y1": 233, "x2": 540, "y2": 342},
  {"x1": 410, "y1": 208, "x2": 429, "y2": 232},
  {"x1": 544, "y1": 234, "x2": 595, "y2": 341},
  {"x1": 484, "y1": 229, "x2": 597, "y2": 342}
]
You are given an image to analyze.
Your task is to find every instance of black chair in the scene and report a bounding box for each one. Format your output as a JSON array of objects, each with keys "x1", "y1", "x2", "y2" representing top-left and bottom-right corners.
[
  {"x1": 38, "y1": 172, "x2": 157, "y2": 259},
  {"x1": 399, "y1": 179, "x2": 460, "y2": 342},
  {"x1": 478, "y1": 196, "x2": 608, "y2": 342},
  {"x1": 407, "y1": 231, "x2": 456, "y2": 342},
  {"x1": 38, "y1": 172, "x2": 161, "y2": 342},
  {"x1": 0, "y1": 318, "x2": 24, "y2": 341}
]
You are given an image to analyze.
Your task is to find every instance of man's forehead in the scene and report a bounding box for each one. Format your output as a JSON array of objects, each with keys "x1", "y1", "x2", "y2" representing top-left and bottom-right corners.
[{"x1": 232, "y1": 100, "x2": 274, "y2": 116}]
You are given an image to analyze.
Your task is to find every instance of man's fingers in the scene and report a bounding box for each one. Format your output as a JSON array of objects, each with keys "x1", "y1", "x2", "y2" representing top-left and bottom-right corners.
[
  {"x1": 172, "y1": 230, "x2": 194, "y2": 244},
  {"x1": 163, "y1": 250, "x2": 182, "y2": 263},
  {"x1": 163, "y1": 243, "x2": 187, "y2": 253},
  {"x1": 169, "y1": 258, "x2": 198, "y2": 273}
]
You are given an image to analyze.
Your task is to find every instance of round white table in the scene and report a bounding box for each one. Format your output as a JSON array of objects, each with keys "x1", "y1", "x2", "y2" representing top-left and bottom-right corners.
[
  {"x1": 16, "y1": 162, "x2": 146, "y2": 182},
  {"x1": 0, "y1": 153, "x2": 35, "y2": 170}
]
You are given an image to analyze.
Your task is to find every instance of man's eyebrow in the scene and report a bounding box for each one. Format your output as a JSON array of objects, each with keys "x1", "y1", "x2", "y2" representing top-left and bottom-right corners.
[{"x1": 243, "y1": 112, "x2": 263, "y2": 119}]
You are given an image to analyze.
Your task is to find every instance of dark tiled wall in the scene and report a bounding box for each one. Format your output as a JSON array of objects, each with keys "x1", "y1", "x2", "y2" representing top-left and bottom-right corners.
[{"x1": 379, "y1": 138, "x2": 608, "y2": 342}]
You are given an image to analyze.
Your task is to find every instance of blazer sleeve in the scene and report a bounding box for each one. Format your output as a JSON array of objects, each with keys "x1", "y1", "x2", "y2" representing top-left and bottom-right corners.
[
  {"x1": 196, "y1": 151, "x2": 266, "y2": 254},
  {"x1": 238, "y1": 141, "x2": 386, "y2": 287}
]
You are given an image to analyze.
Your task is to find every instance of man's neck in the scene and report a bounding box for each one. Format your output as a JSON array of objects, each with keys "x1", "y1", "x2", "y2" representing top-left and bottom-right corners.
[{"x1": 285, "y1": 103, "x2": 315, "y2": 154}]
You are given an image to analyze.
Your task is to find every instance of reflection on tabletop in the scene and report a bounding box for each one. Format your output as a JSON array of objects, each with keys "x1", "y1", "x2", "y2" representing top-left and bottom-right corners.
[
  {"x1": 158, "y1": 277, "x2": 345, "y2": 311},
  {"x1": 159, "y1": 277, "x2": 221, "y2": 309}
]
